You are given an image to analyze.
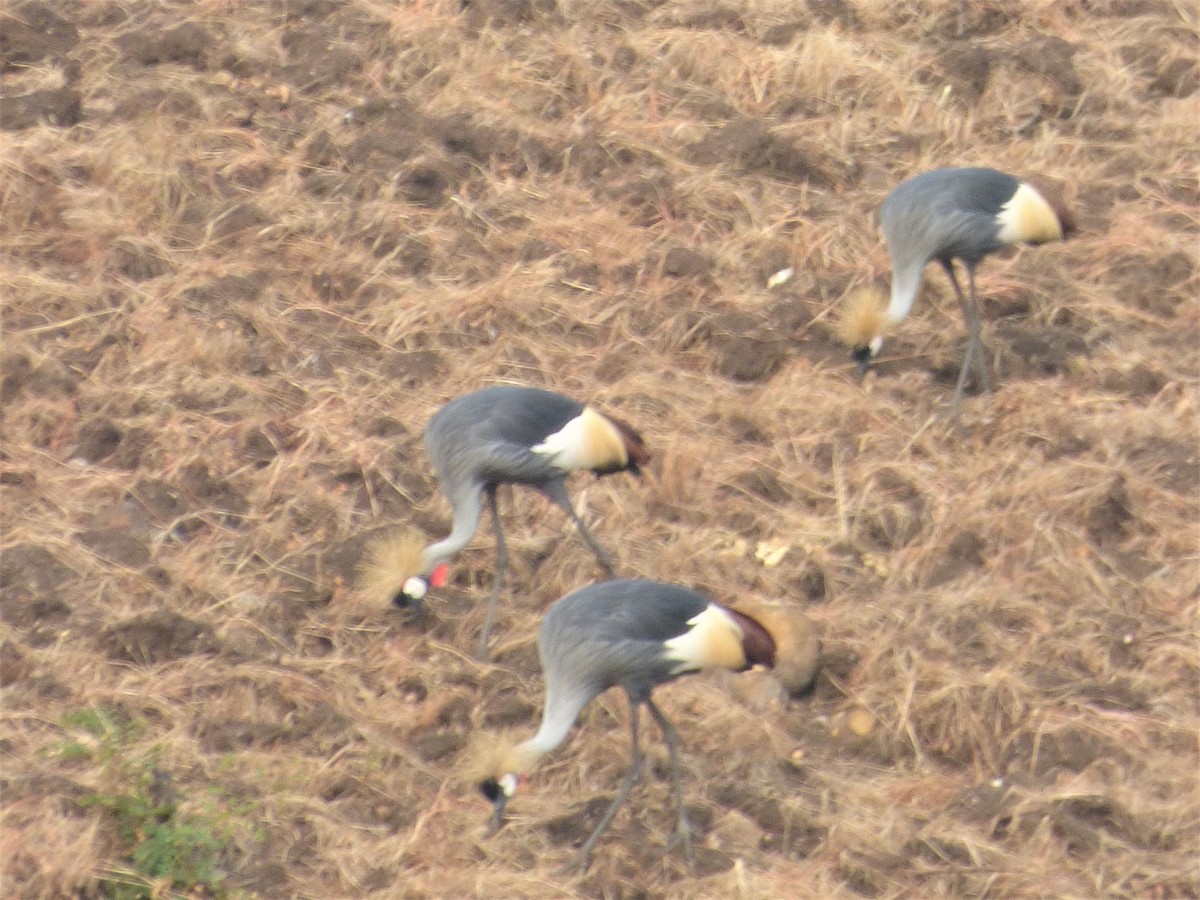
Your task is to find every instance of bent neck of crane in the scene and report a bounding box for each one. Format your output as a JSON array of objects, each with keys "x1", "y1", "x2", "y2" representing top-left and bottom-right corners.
[{"x1": 888, "y1": 262, "x2": 924, "y2": 323}]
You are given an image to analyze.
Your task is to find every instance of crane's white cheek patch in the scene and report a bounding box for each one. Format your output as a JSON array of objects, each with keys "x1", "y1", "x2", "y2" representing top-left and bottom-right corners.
[
  {"x1": 499, "y1": 772, "x2": 520, "y2": 797},
  {"x1": 402, "y1": 576, "x2": 428, "y2": 600}
]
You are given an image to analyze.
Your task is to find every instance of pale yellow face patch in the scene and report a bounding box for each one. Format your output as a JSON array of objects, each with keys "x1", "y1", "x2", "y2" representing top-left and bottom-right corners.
[
  {"x1": 996, "y1": 182, "x2": 1063, "y2": 246},
  {"x1": 531, "y1": 406, "x2": 627, "y2": 472},
  {"x1": 663, "y1": 604, "x2": 747, "y2": 673}
]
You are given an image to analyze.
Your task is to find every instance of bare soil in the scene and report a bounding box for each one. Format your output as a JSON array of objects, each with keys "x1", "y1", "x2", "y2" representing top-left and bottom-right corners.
[{"x1": 2, "y1": 0, "x2": 1197, "y2": 897}]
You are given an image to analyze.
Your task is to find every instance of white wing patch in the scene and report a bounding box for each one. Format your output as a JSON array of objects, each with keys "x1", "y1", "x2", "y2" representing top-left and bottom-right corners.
[
  {"x1": 531, "y1": 407, "x2": 625, "y2": 472},
  {"x1": 996, "y1": 182, "x2": 1063, "y2": 246},
  {"x1": 663, "y1": 604, "x2": 746, "y2": 673}
]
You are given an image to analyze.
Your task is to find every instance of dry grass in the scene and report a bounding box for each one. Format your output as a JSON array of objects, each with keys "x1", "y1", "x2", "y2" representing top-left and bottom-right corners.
[{"x1": 2, "y1": 0, "x2": 1198, "y2": 897}]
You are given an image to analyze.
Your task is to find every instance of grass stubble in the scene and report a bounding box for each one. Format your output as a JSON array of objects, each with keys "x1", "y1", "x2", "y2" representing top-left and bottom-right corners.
[{"x1": 1, "y1": 0, "x2": 1197, "y2": 897}]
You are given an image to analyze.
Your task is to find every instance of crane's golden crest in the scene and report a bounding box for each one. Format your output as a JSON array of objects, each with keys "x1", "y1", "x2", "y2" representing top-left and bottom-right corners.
[
  {"x1": 466, "y1": 732, "x2": 543, "y2": 782},
  {"x1": 834, "y1": 287, "x2": 889, "y2": 349},
  {"x1": 996, "y1": 182, "x2": 1065, "y2": 246},
  {"x1": 532, "y1": 406, "x2": 628, "y2": 472},
  {"x1": 663, "y1": 604, "x2": 747, "y2": 673},
  {"x1": 356, "y1": 529, "x2": 426, "y2": 607},
  {"x1": 734, "y1": 599, "x2": 820, "y2": 696}
]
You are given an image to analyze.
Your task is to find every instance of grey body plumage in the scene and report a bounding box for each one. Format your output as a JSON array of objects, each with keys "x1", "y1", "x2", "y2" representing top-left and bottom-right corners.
[
  {"x1": 401, "y1": 386, "x2": 647, "y2": 657},
  {"x1": 852, "y1": 166, "x2": 1075, "y2": 418},
  {"x1": 537, "y1": 580, "x2": 713, "y2": 710},
  {"x1": 426, "y1": 386, "x2": 592, "y2": 489},
  {"x1": 882, "y1": 168, "x2": 1019, "y2": 269},
  {"x1": 479, "y1": 579, "x2": 820, "y2": 873}
]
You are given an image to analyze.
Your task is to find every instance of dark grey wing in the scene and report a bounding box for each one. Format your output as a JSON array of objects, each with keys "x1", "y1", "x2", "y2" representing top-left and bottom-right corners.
[
  {"x1": 883, "y1": 168, "x2": 1018, "y2": 266},
  {"x1": 425, "y1": 386, "x2": 584, "y2": 486},
  {"x1": 938, "y1": 167, "x2": 1020, "y2": 218},
  {"x1": 930, "y1": 168, "x2": 1019, "y2": 261},
  {"x1": 484, "y1": 387, "x2": 584, "y2": 447},
  {"x1": 540, "y1": 580, "x2": 712, "y2": 697},
  {"x1": 547, "y1": 580, "x2": 708, "y2": 642}
]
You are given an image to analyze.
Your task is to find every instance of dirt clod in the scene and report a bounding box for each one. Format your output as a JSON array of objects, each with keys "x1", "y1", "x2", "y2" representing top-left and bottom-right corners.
[
  {"x1": 0, "y1": 88, "x2": 81, "y2": 130},
  {"x1": 1, "y1": 3, "x2": 80, "y2": 69},
  {"x1": 118, "y1": 22, "x2": 214, "y2": 68},
  {"x1": 100, "y1": 610, "x2": 215, "y2": 663}
]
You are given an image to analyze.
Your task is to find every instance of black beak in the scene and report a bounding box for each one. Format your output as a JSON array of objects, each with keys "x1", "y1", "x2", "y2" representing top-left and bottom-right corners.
[
  {"x1": 487, "y1": 793, "x2": 508, "y2": 834},
  {"x1": 851, "y1": 347, "x2": 872, "y2": 382},
  {"x1": 392, "y1": 592, "x2": 425, "y2": 619},
  {"x1": 480, "y1": 778, "x2": 509, "y2": 834}
]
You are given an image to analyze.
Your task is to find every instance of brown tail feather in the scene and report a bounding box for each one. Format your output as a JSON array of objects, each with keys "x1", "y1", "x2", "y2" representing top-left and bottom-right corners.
[
  {"x1": 725, "y1": 608, "x2": 776, "y2": 669},
  {"x1": 731, "y1": 600, "x2": 821, "y2": 695},
  {"x1": 603, "y1": 412, "x2": 651, "y2": 473}
]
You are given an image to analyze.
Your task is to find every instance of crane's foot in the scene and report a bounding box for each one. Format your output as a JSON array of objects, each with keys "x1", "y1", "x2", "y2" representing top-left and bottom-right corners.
[
  {"x1": 943, "y1": 398, "x2": 965, "y2": 425},
  {"x1": 663, "y1": 818, "x2": 696, "y2": 871},
  {"x1": 556, "y1": 849, "x2": 593, "y2": 877},
  {"x1": 468, "y1": 628, "x2": 487, "y2": 657},
  {"x1": 589, "y1": 543, "x2": 617, "y2": 580},
  {"x1": 976, "y1": 361, "x2": 993, "y2": 395}
]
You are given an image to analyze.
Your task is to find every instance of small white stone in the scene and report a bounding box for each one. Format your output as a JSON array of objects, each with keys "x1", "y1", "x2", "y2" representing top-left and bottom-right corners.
[{"x1": 767, "y1": 267, "x2": 794, "y2": 288}]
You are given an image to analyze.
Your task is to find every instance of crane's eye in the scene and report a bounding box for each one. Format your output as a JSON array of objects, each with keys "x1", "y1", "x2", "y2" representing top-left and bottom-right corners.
[{"x1": 479, "y1": 779, "x2": 503, "y2": 802}]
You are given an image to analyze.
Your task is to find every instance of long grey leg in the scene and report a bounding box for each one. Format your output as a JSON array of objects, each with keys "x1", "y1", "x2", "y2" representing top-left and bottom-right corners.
[
  {"x1": 542, "y1": 481, "x2": 616, "y2": 578},
  {"x1": 477, "y1": 484, "x2": 506, "y2": 659},
  {"x1": 646, "y1": 698, "x2": 695, "y2": 870},
  {"x1": 964, "y1": 265, "x2": 992, "y2": 393},
  {"x1": 940, "y1": 260, "x2": 989, "y2": 419},
  {"x1": 561, "y1": 700, "x2": 644, "y2": 874}
]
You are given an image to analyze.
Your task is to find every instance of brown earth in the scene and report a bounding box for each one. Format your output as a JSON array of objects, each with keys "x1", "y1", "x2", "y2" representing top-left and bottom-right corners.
[{"x1": 1, "y1": 0, "x2": 1197, "y2": 897}]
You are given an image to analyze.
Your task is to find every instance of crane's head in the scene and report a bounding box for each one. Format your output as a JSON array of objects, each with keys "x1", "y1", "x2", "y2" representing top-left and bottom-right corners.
[
  {"x1": 472, "y1": 737, "x2": 541, "y2": 833},
  {"x1": 356, "y1": 530, "x2": 447, "y2": 613},
  {"x1": 479, "y1": 772, "x2": 525, "y2": 832},
  {"x1": 393, "y1": 563, "x2": 448, "y2": 611},
  {"x1": 834, "y1": 288, "x2": 888, "y2": 381}
]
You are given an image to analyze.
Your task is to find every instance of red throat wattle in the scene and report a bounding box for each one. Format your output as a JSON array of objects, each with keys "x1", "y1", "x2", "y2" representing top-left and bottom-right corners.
[{"x1": 430, "y1": 563, "x2": 448, "y2": 588}]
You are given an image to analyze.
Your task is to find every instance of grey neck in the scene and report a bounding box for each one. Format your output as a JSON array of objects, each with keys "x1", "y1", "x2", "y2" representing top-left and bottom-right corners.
[
  {"x1": 887, "y1": 260, "x2": 925, "y2": 323},
  {"x1": 421, "y1": 482, "x2": 483, "y2": 571}
]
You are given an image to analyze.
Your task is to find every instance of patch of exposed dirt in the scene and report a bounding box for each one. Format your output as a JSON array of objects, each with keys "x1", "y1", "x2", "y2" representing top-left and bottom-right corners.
[{"x1": 99, "y1": 610, "x2": 217, "y2": 664}]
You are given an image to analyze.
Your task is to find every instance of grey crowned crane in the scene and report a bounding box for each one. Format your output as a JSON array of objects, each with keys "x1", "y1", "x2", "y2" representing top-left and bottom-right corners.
[
  {"x1": 476, "y1": 579, "x2": 820, "y2": 873},
  {"x1": 359, "y1": 385, "x2": 649, "y2": 657},
  {"x1": 839, "y1": 166, "x2": 1076, "y2": 417}
]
